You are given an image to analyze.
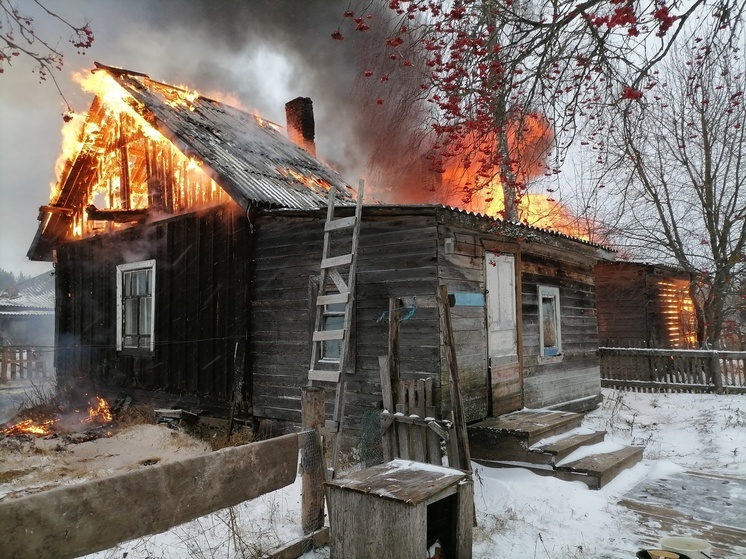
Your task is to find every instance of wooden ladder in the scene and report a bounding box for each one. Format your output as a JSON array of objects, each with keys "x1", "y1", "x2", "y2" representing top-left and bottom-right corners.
[{"x1": 308, "y1": 179, "x2": 364, "y2": 475}]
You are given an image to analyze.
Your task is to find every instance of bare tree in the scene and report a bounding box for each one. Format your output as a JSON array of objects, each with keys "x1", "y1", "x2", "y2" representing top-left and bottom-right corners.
[
  {"x1": 605, "y1": 38, "x2": 746, "y2": 347},
  {"x1": 0, "y1": 0, "x2": 93, "y2": 111},
  {"x1": 337, "y1": 0, "x2": 744, "y2": 220}
]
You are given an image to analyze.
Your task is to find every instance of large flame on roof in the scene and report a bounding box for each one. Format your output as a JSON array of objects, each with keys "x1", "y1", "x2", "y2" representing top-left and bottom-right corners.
[
  {"x1": 438, "y1": 113, "x2": 594, "y2": 241},
  {"x1": 50, "y1": 70, "x2": 236, "y2": 239}
]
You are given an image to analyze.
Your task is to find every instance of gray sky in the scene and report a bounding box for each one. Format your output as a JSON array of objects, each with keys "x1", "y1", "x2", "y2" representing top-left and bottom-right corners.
[{"x1": 0, "y1": 0, "x2": 371, "y2": 276}]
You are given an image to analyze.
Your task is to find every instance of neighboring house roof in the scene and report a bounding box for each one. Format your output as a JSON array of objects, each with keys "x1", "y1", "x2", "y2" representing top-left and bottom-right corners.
[{"x1": 0, "y1": 271, "x2": 55, "y2": 315}]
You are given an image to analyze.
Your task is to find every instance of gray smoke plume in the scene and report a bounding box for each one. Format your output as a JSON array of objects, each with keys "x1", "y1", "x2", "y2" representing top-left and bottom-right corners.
[{"x1": 117, "y1": 0, "x2": 431, "y2": 200}]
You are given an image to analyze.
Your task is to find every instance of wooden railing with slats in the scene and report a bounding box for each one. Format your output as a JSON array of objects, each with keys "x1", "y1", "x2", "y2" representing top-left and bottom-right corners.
[
  {"x1": 599, "y1": 347, "x2": 746, "y2": 394},
  {"x1": 1, "y1": 346, "x2": 49, "y2": 384}
]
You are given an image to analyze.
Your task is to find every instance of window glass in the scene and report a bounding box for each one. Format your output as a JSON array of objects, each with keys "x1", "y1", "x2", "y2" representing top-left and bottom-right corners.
[
  {"x1": 117, "y1": 261, "x2": 155, "y2": 351},
  {"x1": 538, "y1": 286, "x2": 561, "y2": 357},
  {"x1": 542, "y1": 296, "x2": 557, "y2": 348},
  {"x1": 321, "y1": 302, "x2": 345, "y2": 360}
]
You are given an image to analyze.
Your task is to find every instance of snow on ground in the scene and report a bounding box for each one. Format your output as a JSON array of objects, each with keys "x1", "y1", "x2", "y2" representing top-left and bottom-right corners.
[{"x1": 3, "y1": 388, "x2": 745, "y2": 558}]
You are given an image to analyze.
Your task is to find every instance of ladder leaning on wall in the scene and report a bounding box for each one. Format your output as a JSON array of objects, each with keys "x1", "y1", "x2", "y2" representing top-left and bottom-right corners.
[{"x1": 308, "y1": 179, "x2": 364, "y2": 476}]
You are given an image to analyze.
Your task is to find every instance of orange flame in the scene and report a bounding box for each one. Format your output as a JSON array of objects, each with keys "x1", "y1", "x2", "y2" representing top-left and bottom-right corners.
[
  {"x1": 658, "y1": 279, "x2": 697, "y2": 348},
  {"x1": 435, "y1": 113, "x2": 597, "y2": 240},
  {"x1": 1, "y1": 418, "x2": 57, "y2": 436},
  {"x1": 86, "y1": 397, "x2": 113, "y2": 424},
  {"x1": 50, "y1": 70, "x2": 232, "y2": 240}
]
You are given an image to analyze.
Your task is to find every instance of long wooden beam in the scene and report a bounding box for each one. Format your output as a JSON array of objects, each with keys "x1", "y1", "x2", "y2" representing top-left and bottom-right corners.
[{"x1": 0, "y1": 433, "x2": 299, "y2": 559}]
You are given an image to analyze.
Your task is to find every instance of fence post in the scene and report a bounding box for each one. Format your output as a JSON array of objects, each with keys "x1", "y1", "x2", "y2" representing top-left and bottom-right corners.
[
  {"x1": 301, "y1": 386, "x2": 326, "y2": 534},
  {"x1": 10, "y1": 347, "x2": 17, "y2": 381},
  {"x1": 0, "y1": 346, "x2": 7, "y2": 384},
  {"x1": 710, "y1": 351, "x2": 723, "y2": 394}
]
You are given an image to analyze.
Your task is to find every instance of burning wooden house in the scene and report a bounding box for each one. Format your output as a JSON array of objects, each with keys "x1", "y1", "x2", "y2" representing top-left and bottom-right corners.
[
  {"x1": 595, "y1": 261, "x2": 698, "y2": 349},
  {"x1": 28, "y1": 63, "x2": 614, "y2": 439}
]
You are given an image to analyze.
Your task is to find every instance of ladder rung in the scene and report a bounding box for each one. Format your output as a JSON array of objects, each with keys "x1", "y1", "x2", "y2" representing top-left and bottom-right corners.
[
  {"x1": 325, "y1": 216, "x2": 357, "y2": 232},
  {"x1": 309, "y1": 369, "x2": 341, "y2": 383},
  {"x1": 321, "y1": 254, "x2": 353, "y2": 269},
  {"x1": 313, "y1": 329, "x2": 345, "y2": 341},
  {"x1": 317, "y1": 293, "x2": 349, "y2": 305}
]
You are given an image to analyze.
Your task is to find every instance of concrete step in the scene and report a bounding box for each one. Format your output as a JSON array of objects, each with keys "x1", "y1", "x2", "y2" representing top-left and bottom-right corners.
[{"x1": 556, "y1": 445, "x2": 644, "y2": 489}]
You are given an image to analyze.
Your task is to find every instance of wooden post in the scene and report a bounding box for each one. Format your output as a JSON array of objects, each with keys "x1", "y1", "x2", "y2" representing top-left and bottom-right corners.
[
  {"x1": 10, "y1": 347, "x2": 18, "y2": 381},
  {"x1": 301, "y1": 387, "x2": 326, "y2": 534},
  {"x1": 437, "y1": 285, "x2": 472, "y2": 472},
  {"x1": 1, "y1": 346, "x2": 7, "y2": 384},
  {"x1": 710, "y1": 350, "x2": 724, "y2": 394},
  {"x1": 379, "y1": 355, "x2": 396, "y2": 461},
  {"x1": 388, "y1": 297, "x2": 402, "y2": 403}
]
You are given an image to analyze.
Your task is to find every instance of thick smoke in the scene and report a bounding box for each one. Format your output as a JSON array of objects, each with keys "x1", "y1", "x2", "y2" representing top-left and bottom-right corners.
[
  {"x1": 118, "y1": 0, "x2": 429, "y2": 201},
  {"x1": 116, "y1": 1, "x2": 377, "y2": 189}
]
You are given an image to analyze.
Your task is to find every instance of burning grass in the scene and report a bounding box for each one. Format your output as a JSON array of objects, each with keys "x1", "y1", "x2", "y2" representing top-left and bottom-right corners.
[{"x1": 1, "y1": 394, "x2": 114, "y2": 439}]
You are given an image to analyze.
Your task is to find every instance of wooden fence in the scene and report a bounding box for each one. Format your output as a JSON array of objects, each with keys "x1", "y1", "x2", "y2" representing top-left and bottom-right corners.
[
  {"x1": 0, "y1": 345, "x2": 50, "y2": 383},
  {"x1": 599, "y1": 347, "x2": 746, "y2": 394},
  {"x1": 0, "y1": 428, "x2": 327, "y2": 559}
]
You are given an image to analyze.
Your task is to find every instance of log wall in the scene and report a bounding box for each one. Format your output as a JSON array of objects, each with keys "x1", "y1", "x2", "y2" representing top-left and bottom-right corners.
[
  {"x1": 249, "y1": 212, "x2": 441, "y2": 431},
  {"x1": 55, "y1": 203, "x2": 252, "y2": 415}
]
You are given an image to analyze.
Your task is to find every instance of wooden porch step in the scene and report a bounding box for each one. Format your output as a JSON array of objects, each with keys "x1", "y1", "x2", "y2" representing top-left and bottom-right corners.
[
  {"x1": 476, "y1": 410, "x2": 584, "y2": 445},
  {"x1": 556, "y1": 445, "x2": 644, "y2": 489},
  {"x1": 468, "y1": 410, "x2": 584, "y2": 463},
  {"x1": 529, "y1": 430, "x2": 607, "y2": 464}
]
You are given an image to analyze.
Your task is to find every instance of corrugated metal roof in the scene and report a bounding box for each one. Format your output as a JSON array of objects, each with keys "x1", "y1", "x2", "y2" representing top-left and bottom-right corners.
[
  {"x1": 0, "y1": 271, "x2": 55, "y2": 313},
  {"x1": 271, "y1": 203, "x2": 615, "y2": 252},
  {"x1": 439, "y1": 204, "x2": 615, "y2": 251},
  {"x1": 101, "y1": 64, "x2": 355, "y2": 210}
]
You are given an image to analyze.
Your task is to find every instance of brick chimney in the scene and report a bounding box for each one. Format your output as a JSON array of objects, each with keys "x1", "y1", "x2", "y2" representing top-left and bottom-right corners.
[{"x1": 285, "y1": 97, "x2": 316, "y2": 157}]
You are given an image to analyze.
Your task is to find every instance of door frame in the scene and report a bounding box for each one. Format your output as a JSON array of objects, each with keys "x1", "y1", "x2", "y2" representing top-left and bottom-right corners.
[{"x1": 483, "y1": 246, "x2": 523, "y2": 415}]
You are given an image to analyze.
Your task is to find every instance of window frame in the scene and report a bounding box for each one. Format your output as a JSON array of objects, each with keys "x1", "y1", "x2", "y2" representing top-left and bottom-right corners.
[
  {"x1": 116, "y1": 259, "x2": 156, "y2": 352},
  {"x1": 538, "y1": 285, "x2": 562, "y2": 359},
  {"x1": 320, "y1": 301, "x2": 346, "y2": 362}
]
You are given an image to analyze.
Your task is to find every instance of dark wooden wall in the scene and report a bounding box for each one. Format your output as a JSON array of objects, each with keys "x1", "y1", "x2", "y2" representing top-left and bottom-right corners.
[
  {"x1": 55, "y1": 203, "x2": 252, "y2": 415},
  {"x1": 595, "y1": 262, "x2": 649, "y2": 347},
  {"x1": 249, "y1": 212, "x2": 441, "y2": 433},
  {"x1": 596, "y1": 262, "x2": 695, "y2": 349},
  {"x1": 54, "y1": 203, "x2": 604, "y2": 431}
]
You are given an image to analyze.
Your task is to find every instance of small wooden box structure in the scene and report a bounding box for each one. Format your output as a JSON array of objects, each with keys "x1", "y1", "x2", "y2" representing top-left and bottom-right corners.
[{"x1": 326, "y1": 460, "x2": 473, "y2": 559}]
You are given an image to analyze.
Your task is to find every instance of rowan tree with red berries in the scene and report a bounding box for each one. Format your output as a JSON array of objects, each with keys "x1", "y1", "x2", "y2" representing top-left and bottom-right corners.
[
  {"x1": 0, "y1": 0, "x2": 94, "y2": 112},
  {"x1": 335, "y1": 0, "x2": 743, "y2": 221}
]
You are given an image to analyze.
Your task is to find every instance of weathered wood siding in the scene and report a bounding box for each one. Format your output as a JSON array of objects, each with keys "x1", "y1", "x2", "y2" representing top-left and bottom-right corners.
[
  {"x1": 596, "y1": 262, "x2": 695, "y2": 349},
  {"x1": 595, "y1": 262, "x2": 649, "y2": 347},
  {"x1": 436, "y1": 225, "x2": 497, "y2": 422},
  {"x1": 521, "y1": 244, "x2": 601, "y2": 410},
  {"x1": 249, "y1": 212, "x2": 441, "y2": 431},
  {"x1": 55, "y1": 203, "x2": 252, "y2": 414}
]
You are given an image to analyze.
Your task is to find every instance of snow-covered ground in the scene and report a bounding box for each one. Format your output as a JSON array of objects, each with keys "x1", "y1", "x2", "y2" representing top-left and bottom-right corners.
[{"x1": 3, "y1": 388, "x2": 745, "y2": 558}]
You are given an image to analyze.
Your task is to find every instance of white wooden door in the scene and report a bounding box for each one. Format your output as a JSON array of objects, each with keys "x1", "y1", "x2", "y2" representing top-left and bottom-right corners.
[{"x1": 485, "y1": 253, "x2": 522, "y2": 414}]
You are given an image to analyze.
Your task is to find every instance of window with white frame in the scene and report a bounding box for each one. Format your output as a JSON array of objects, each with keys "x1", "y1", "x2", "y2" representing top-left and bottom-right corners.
[
  {"x1": 538, "y1": 285, "x2": 561, "y2": 357},
  {"x1": 116, "y1": 260, "x2": 155, "y2": 351}
]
